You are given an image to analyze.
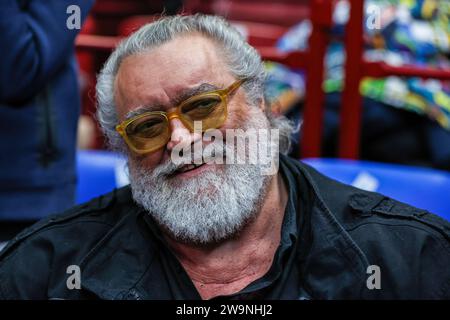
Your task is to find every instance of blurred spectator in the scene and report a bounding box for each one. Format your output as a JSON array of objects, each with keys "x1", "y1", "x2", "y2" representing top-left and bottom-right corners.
[{"x1": 0, "y1": 0, "x2": 94, "y2": 220}]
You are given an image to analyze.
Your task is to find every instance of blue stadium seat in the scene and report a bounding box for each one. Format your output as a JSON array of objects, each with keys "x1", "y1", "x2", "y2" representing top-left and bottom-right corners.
[
  {"x1": 302, "y1": 158, "x2": 450, "y2": 221},
  {"x1": 76, "y1": 150, "x2": 129, "y2": 204}
]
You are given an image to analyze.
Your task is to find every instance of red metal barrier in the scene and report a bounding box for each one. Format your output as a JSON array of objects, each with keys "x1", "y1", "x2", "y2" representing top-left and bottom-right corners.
[
  {"x1": 339, "y1": 1, "x2": 450, "y2": 159},
  {"x1": 363, "y1": 61, "x2": 450, "y2": 81},
  {"x1": 257, "y1": 47, "x2": 308, "y2": 69},
  {"x1": 301, "y1": 0, "x2": 335, "y2": 158},
  {"x1": 76, "y1": 34, "x2": 120, "y2": 52},
  {"x1": 339, "y1": 0, "x2": 365, "y2": 159}
]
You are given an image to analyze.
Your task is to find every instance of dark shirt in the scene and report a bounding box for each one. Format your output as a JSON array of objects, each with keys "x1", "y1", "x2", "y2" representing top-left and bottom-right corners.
[{"x1": 0, "y1": 155, "x2": 449, "y2": 299}]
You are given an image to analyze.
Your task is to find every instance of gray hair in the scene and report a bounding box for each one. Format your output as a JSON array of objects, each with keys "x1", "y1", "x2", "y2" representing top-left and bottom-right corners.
[{"x1": 96, "y1": 14, "x2": 294, "y2": 154}]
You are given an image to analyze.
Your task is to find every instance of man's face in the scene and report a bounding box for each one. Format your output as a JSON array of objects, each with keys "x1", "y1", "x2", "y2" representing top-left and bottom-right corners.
[
  {"x1": 114, "y1": 34, "x2": 255, "y2": 173},
  {"x1": 114, "y1": 34, "x2": 272, "y2": 244}
]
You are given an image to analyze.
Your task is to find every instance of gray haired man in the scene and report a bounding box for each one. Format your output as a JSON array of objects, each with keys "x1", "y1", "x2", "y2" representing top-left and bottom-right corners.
[{"x1": 0, "y1": 15, "x2": 449, "y2": 300}]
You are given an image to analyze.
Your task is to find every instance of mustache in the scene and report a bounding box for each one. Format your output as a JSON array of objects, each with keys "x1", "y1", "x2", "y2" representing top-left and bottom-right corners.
[{"x1": 152, "y1": 141, "x2": 229, "y2": 178}]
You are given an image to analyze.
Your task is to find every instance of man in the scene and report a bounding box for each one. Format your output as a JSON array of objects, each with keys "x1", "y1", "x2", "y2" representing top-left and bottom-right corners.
[{"x1": 0, "y1": 14, "x2": 449, "y2": 300}]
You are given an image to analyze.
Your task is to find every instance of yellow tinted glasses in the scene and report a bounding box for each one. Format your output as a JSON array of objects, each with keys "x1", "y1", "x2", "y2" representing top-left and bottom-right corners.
[{"x1": 116, "y1": 79, "x2": 244, "y2": 154}]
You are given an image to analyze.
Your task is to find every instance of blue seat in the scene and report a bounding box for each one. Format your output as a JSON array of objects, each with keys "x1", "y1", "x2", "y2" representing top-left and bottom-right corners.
[
  {"x1": 76, "y1": 150, "x2": 129, "y2": 204},
  {"x1": 302, "y1": 158, "x2": 450, "y2": 221}
]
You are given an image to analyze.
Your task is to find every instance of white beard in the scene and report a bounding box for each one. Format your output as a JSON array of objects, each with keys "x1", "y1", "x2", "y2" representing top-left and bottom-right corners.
[{"x1": 129, "y1": 108, "x2": 274, "y2": 245}]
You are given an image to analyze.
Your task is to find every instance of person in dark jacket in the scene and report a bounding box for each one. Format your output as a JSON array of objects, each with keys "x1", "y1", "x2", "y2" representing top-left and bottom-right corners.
[
  {"x1": 0, "y1": 14, "x2": 449, "y2": 300},
  {"x1": 0, "y1": 0, "x2": 94, "y2": 221}
]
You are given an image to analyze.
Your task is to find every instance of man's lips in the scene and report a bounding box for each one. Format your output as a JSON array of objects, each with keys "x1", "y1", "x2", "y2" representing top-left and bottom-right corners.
[{"x1": 175, "y1": 162, "x2": 206, "y2": 174}]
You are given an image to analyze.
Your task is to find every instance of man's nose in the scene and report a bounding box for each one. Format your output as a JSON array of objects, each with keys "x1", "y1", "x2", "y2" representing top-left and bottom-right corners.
[{"x1": 166, "y1": 118, "x2": 202, "y2": 152}]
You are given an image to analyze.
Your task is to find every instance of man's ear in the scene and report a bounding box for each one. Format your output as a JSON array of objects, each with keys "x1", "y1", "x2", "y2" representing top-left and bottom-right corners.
[
  {"x1": 260, "y1": 96, "x2": 280, "y2": 115},
  {"x1": 258, "y1": 96, "x2": 267, "y2": 112}
]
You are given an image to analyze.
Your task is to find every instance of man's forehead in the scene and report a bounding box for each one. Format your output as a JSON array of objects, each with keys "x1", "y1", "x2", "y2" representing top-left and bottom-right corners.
[{"x1": 114, "y1": 34, "x2": 232, "y2": 119}]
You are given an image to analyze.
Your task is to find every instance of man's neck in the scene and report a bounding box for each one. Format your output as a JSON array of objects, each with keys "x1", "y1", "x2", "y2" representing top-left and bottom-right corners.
[{"x1": 164, "y1": 172, "x2": 289, "y2": 299}]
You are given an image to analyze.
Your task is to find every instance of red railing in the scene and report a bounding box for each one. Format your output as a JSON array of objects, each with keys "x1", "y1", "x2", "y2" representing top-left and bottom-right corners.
[
  {"x1": 76, "y1": 34, "x2": 120, "y2": 52},
  {"x1": 300, "y1": 0, "x2": 335, "y2": 158},
  {"x1": 339, "y1": 0, "x2": 450, "y2": 159}
]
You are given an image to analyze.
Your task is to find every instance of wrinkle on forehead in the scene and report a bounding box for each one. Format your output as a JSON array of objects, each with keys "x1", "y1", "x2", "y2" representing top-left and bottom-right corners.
[{"x1": 114, "y1": 34, "x2": 233, "y2": 120}]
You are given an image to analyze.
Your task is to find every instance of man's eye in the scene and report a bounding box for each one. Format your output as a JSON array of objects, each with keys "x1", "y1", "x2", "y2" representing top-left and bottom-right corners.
[
  {"x1": 128, "y1": 119, "x2": 164, "y2": 137},
  {"x1": 181, "y1": 97, "x2": 221, "y2": 116}
]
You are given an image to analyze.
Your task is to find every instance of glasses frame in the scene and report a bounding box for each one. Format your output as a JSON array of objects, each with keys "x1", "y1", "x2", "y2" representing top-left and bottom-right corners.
[{"x1": 115, "y1": 79, "x2": 245, "y2": 154}]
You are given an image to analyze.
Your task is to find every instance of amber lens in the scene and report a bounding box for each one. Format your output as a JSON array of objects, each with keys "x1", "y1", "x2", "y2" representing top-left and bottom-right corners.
[
  {"x1": 125, "y1": 113, "x2": 170, "y2": 152},
  {"x1": 179, "y1": 94, "x2": 226, "y2": 131}
]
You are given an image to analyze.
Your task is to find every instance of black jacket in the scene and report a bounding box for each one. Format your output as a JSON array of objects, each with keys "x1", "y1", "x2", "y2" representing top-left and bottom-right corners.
[{"x1": 0, "y1": 156, "x2": 449, "y2": 299}]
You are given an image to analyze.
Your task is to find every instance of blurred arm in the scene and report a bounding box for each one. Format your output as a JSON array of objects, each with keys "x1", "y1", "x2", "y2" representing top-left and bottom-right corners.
[{"x1": 0, "y1": 0, "x2": 94, "y2": 103}]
